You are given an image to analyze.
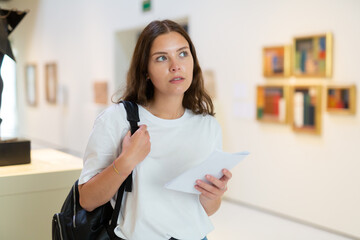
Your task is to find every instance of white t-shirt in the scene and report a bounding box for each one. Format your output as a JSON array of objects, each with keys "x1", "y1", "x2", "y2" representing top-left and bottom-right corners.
[{"x1": 79, "y1": 103, "x2": 222, "y2": 240}]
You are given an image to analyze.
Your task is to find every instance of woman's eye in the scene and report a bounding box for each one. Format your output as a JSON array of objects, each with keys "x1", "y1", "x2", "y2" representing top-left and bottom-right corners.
[
  {"x1": 156, "y1": 56, "x2": 167, "y2": 62},
  {"x1": 179, "y1": 51, "x2": 188, "y2": 57}
]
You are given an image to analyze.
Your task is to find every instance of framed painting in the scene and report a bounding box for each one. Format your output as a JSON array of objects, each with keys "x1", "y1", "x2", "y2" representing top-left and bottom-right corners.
[
  {"x1": 25, "y1": 64, "x2": 37, "y2": 106},
  {"x1": 202, "y1": 70, "x2": 216, "y2": 99},
  {"x1": 289, "y1": 85, "x2": 322, "y2": 134},
  {"x1": 93, "y1": 81, "x2": 108, "y2": 104},
  {"x1": 263, "y1": 46, "x2": 291, "y2": 78},
  {"x1": 45, "y1": 63, "x2": 57, "y2": 104},
  {"x1": 293, "y1": 33, "x2": 332, "y2": 78},
  {"x1": 256, "y1": 84, "x2": 289, "y2": 123},
  {"x1": 326, "y1": 85, "x2": 356, "y2": 114}
]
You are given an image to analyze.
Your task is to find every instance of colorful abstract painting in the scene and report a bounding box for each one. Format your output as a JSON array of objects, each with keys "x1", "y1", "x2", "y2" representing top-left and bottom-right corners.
[{"x1": 293, "y1": 33, "x2": 332, "y2": 77}]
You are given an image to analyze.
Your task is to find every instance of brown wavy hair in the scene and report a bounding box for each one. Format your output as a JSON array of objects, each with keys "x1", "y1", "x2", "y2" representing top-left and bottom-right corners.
[{"x1": 115, "y1": 19, "x2": 214, "y2": 116}]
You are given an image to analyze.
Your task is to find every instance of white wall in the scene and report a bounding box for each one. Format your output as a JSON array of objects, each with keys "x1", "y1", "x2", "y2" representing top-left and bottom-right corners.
[{"x1": 6, "y1": 0, "x2": 360, "y2": 238}]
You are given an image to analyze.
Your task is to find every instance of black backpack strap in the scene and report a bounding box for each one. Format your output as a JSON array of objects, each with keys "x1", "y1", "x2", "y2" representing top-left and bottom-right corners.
[
  {"x1": 121, "y1": 101, "x2": 140, "y2": 135},
  {"x1": 120, "y1": 101, "x2": 139, "y2": 192},
  {"x1": 110, "y1": 101, "x2": 139, "y2": 234}
]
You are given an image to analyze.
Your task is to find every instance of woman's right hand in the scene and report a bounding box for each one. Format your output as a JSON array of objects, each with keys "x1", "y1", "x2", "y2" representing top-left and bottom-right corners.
[
  {"x1": 116, "y1": 124, "x2": 151, "y2": 175},
  {"x1": 79, "y1": 125, "x2": 150, "y2": 211}
]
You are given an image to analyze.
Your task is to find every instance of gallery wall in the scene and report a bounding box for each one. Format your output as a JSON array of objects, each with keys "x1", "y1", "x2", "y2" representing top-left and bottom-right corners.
[{"x1": 5, "y1": 0, "x2": 360, "y2": 238}]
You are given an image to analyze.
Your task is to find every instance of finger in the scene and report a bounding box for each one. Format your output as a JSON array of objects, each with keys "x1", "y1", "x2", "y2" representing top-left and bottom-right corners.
[
  {"x1": 133, "y1": 125, "x2": 148, "y2": 138},
  {"x1": 139, "y1": 125, "x2": 150, "y2": 138},
  {"x1": 220, "y1": 169, "x2": 232, "y2": 182},
  {"x1": 195, "y1": 182, "x2": 218, "y2": 199},
  {"x1": 195, "y1": 183, "x2": 218, "y2": 200},
  {"x1": 122, "y1": 131, "x2": 131, "y2": 142},
  {"x1": 205, "y1": 174, "x2": 227, "y2": 191},
  {"x1": 196, "y1": 179, "x2": 223, "y2": 195},
  {"x1": 139, "y1": 124, "x2": 147, "y2": 131}
]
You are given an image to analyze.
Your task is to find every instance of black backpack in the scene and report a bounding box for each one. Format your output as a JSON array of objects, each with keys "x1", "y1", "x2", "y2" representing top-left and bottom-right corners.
[{"x1": 52, "y1": 101, "x2": 139, "y2": 240}]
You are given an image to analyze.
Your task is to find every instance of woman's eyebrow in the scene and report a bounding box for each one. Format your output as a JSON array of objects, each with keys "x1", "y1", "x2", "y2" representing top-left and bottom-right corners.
[
  {"x1": 151, "y1": 46, "x2": 189, "y2": 56},
  {"x1": 151, "y1": 51, "x2": 167, "y2": 56},
  {"x1": 176, "y1": 46, "x2": 189, "y2": 52}
]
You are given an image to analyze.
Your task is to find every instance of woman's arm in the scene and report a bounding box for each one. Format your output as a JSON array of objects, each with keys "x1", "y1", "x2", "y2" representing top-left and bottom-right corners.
[
  {"x1": 79, "y1": 125, "x2": 151, "y2": 212},
  {"x1": 195, "y1": 169, "x2": 232, "y2": 216}
]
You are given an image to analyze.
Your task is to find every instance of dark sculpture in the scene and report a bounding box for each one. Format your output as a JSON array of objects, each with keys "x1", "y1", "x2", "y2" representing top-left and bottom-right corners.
[
  {"x1": 0, "y1": 8, "x2": 27, "y2": 127},
  {"x1": 0, "y1": 8, "x2": 30, "y2": 166}
]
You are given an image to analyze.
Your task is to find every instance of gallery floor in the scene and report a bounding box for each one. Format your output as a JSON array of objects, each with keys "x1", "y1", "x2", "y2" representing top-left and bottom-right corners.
[{"x1": 208, "y1": 200, "x2": 354, "y2": 240}]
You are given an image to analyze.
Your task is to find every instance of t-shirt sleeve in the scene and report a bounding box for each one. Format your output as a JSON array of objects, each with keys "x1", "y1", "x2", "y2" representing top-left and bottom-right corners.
[{"x1": 78, "y1": 105, "x2": 129, "y2": 184}]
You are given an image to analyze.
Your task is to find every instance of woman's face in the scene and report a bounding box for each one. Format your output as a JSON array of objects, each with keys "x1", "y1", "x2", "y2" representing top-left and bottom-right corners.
[{"x1": 147, "y1": 31, "x2": 194, "y2": 100}]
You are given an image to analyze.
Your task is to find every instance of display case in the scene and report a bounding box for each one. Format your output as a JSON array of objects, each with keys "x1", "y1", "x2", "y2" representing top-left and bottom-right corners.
[
  {"x1": 290, "y1": 85, "x2": 322, "y2": 134},
  {"x1": 256, "y1": 85, "x2": 289, "y2": 123},
  {"x1": 326, "y1": 85, "x2": 356, "y2": 114}
]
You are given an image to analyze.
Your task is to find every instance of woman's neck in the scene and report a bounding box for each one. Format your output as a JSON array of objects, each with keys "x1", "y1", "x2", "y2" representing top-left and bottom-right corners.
[{"x1": 145, "y1": 96, "x2": 185, "y2": 119}]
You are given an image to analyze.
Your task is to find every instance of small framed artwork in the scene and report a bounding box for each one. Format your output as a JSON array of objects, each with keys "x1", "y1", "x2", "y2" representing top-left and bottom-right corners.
[
  {"x1": 203, "y1": 70, "x2": 216, "y2": 99},
  {"x1": 289, "y1": 85, "x2": 322, "y2": 134},
  {"x1": 326, "y1": 85, "x2": 356, "y2": 114},
  {"x1": 25, "y1": 64, "x2": 37, "y2": 106},
  {"x1": 293, "y1": 33, "x2": 332, "y2": 78},
  {"x1": 256, "y1": 84, "x2": 289, "y2": 123},
  {"x1": 45, "y1": 63, "x2": 57, "y2": 104},
  {"x1": 263, "y1": 46, "x2": 291, "y2": 78},
  {"x1": 93, "y1": 81, "x2": 108, "y2": 104}
]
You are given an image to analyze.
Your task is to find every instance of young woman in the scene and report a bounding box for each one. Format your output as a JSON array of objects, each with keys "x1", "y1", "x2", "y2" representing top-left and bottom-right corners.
[{"x1": 78, "y1": 19, "x2": 232, "y2": 240}]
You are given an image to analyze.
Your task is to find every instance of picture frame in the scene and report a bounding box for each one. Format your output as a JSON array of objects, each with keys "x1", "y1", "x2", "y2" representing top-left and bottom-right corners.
[
  {"x1": 326, "y1": 85, "x2": 356, "y2": 114},
  {"x1": 203, "y1": 70, "x2": 216, "y2": 99},
  {"x1": 289, "y1": 85, "x2": 322, "y2": 134},
  {"x1": 263, "y1": 46, "x2": 291, "y2": 78},
  {"x1": 45, "y1": 63, "x2": 57, "y2": 104},
  {"x1": 256, "y1": 84, "x2": 290, "y2": 123},
  {"x1": 25, "y1": 64, "x2": 37, "y2": 106},
  {"x1": 293, "y1": 33, "x2": 333, "y2": 78},
  {"x1": 93, "y1": 81, "x2": 108, "y2": 104}
]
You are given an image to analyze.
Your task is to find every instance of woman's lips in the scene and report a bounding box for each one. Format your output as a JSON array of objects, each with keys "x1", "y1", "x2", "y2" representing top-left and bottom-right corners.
[{"x1": 170, "y1": 77, "x2": 185, "y2": 83}]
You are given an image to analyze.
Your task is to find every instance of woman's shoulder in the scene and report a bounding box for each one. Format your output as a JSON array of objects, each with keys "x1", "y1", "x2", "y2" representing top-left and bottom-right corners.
[
  {"x1": 189, "y1": 110, "x2": 221, "y2": 127},
  {"x1": 188, "y1": 110, "x2": 217, "y2": 120},
  {"x1": 95, "y1": 103, "x2": 127, "y2": 124},
  {"x1": 206, "y1": 114, "x2": 221, "y2": 130}
]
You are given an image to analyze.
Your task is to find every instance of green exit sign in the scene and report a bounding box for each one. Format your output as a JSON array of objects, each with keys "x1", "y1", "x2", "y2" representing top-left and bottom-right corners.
[{"x1": 142, "y1": 0, "x2": 151, "y2": 12}]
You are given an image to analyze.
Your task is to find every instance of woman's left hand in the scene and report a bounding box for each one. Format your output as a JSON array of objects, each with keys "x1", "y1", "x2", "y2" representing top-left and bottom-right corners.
[
  {"x1": 195, "y1": 169, "x2": 232, "y2": 215},
  {"x1": 195, "y1": 168, "x2": 232, "y2": 199}
]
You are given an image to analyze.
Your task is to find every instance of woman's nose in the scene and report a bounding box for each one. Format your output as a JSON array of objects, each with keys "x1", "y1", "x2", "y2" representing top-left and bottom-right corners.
[{"x1": 170, "y1": 60, "x2": 181, "y2": 72}]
